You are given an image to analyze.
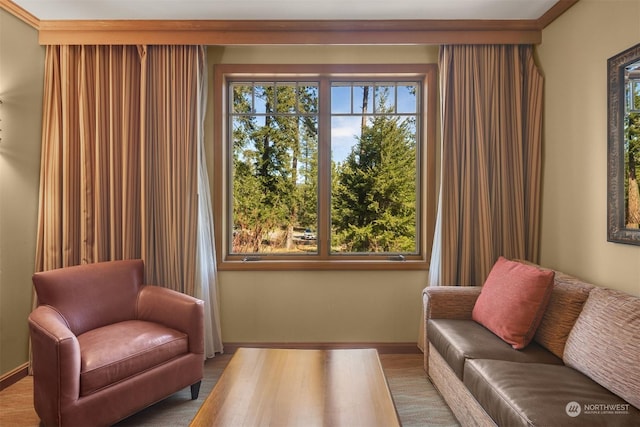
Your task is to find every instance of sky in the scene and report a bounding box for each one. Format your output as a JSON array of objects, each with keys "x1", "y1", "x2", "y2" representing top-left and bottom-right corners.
[
  {"x1": 330, "y1": 83, "x2": 418, "y2": 163},
  {"x1": 231, "y1": 81, "x2": 419, "y2": 163}
]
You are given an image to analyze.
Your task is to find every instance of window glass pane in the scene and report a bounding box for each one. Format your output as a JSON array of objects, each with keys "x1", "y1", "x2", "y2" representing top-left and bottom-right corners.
[
  {"x1": 254, "y1": 84, "x2": 273, "y2": 114},
  {"x1": 397, "y1": 84, "x2": 418, "y2": 114},
  {"x1": 353, "y1": 85, "x2": 373, "y2": 114},
  {"x1": 230, "y1": 86, "x2": 319, "y2": 255},
  {"x1": 331, "y1": 84, "x2": 351, "y2": 114},
  {"x1": 633, "y1": 81, "x2": 640, "y2": 110},
  {"x1": 276, "y1": 83, "x2": 297, "y2": 114},
  {"x1": 374, "y1": 85, "x2": 395, "y2": 113},
  {"x1": 298, "y1": 84, "x2": 319, "y2": 114},
  {"x1": 232, "y1": 84, "x2": 253, "y2": 114},
  {"x1": 331, "y1": 82, "x2": 418, "y2": 254}
]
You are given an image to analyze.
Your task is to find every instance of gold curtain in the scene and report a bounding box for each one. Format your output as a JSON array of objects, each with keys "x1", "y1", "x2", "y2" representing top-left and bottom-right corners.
[
  {"x1": 142, "y1": 46, "x2": 199, "y2": 295},
  {"x1": 35, "y1": 46, "x2": 142, "y2": 270},
  {"x1": 428, "y1": 44, "x2": 544, "y2": 288},
  {"x1": 35, "y1": 45, "x2": 223, "y2": 355}
]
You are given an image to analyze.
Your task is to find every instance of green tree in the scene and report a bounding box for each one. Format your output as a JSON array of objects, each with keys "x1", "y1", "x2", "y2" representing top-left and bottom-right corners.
[
  {"x1": 231, "y1": 85, "x2": 282, "y2": 252},
  {"x1": 625, "y1": 104, "x2": 640, "y2": 228},
  {"x1": 231, "y1": 83, "x2": 318, "y2": 252},
  {"x1": 332, "y1": 92, "x2": 416, "y2": 252},
  {"x1": 296, "y1": 114, "x2": 319, "y2": 235}
]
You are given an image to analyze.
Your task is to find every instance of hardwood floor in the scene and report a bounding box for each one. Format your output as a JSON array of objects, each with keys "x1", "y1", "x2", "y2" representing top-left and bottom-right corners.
[{"x1": 0, "y1": 372, "x2": 39, "y2": 426}]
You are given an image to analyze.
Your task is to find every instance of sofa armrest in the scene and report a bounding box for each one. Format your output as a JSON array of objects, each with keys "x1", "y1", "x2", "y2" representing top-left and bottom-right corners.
[
  {"x1": 136, "y1": 285, "x2": 204, "y2": 355},
  {"x1": 423, "y1": 286, "x2": 482, "y2": 320},
  {"x1": 422, "y1": 286, "x2": 482, "y2": 373},
  {"x1": 28, "y1": 305, "x2": 81, "y2": 424}
]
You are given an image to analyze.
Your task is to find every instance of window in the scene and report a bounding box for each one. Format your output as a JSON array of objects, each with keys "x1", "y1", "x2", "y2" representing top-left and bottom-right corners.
[{"x1": 213, "y1": 64, "x2": 437, "y2": 270}]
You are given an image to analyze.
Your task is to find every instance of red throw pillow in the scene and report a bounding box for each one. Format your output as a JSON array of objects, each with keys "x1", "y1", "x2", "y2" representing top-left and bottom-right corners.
[{"x1": 472, "y1": 257, "x2": 555, "y2": 350}]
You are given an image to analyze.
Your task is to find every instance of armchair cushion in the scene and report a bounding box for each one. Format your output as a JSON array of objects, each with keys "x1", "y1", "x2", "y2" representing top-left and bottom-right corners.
[{"x1": 78, "y1": 320, "x2": 188, "y2": 396}]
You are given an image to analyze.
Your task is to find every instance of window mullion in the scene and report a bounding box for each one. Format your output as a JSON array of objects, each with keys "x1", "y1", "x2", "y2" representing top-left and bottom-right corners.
[{"x1": 318, "y1": 76, "x2": 332, "y2": 259}]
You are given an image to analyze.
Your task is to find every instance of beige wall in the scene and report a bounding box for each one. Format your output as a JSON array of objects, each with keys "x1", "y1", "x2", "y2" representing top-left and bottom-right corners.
[
  {"x1": 208, "y1": 45, "x2": 438, "y2": 344},
  {"x1": 4, "y1": 0, "x2": 638, "y2": 376},
  {"x1": 538, "y1": 0, "x2": 640, "y2": 296},
  {"x1": 0, "y1": 10, "x2": 44, "y2": 374},
  {"x1": 0, "y1": 30, "x2": 437, "y2": 375}
]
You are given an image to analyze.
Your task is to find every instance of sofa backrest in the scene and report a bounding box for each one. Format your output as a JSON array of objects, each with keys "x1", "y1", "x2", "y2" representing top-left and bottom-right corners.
[
  {"x1": 532, "y1": 270, "x2": 594, "y2": 358},
  {"x1": 32, "y1": 259, "x2": 144, "y2": 336},
  {"x1": 563, "y1": 287, "x2": 640, "y2": 410}
]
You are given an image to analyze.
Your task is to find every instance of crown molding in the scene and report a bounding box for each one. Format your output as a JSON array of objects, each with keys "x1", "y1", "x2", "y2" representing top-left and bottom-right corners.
[
  {"x1": 536, "y1": 0, "x2": 578, "y2": 28},
  {"x1": 37, "y1": 20, "x2": 544, "y2": 45},
  {"x1": 1, "y1": 0, "x2": 579, "y2": 45},
  {"x1": 0, "y1": 0, "x2": 39, "y2": 28}
]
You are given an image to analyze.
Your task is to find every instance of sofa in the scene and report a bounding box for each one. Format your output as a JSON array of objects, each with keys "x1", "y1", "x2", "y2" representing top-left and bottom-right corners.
[
  {"x1": 28, "y1": 260, "x2": 205, "y2": 427},
  {"x1": 422, "y1": 258, "x2": 640, "y2": 427}
]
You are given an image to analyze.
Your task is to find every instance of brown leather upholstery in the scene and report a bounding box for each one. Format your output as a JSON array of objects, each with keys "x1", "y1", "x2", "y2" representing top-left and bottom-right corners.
[
  {"x1": 464, "y1": 359, "x2": 640, "y2": 426},
  {"x1": 28, "y1": 260, "x2": 205, "y2": 427},
  {"x1": 428, "y1": 319, "x2": 563, "y2": 380}
]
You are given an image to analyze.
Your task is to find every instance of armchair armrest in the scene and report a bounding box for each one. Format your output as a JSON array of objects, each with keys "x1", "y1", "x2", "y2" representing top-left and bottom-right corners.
[
  {"x1": 28, "y1": 305, "x2": 81, "y2": 421},
  {"x1": 136, "y1": 285, "x2": 204, "y2": 355}
]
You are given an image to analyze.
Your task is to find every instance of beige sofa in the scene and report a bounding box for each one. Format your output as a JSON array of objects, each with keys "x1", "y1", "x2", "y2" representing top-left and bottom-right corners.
[{"x1": 422, "y1": 265, "x2": 640, "y2": 427}]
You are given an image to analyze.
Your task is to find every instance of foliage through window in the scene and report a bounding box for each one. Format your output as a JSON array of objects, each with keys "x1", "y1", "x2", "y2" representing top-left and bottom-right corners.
[
  {"x1": 625, "y1": 63, "x2": 640, "y2": 229},
  {"x1": 231, "y1": 81, "x2": 320, "y2": 254},
  {"x1": 214, "y1": 65, "x2": 436, "y2": 269}
]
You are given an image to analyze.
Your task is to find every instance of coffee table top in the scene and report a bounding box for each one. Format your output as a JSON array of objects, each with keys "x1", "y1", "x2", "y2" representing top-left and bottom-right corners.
[{"x1": 191, "y1": 347, "x2": 401, "y2": 427}]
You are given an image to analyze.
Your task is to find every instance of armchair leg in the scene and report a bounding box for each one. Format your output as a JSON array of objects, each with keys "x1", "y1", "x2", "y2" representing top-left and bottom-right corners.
[{"x1": 190, "y1": 381, "x2": 202, "y2": 400}]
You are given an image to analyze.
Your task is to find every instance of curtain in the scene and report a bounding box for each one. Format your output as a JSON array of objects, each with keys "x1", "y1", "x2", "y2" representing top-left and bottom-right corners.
[
  {"x1": 194, "y1": 49, "x2": 224, "y2": 357},
  {"x1": 419, "y1": 44, "x2": 543, "y2": 350},
  {"x1": 34, "y1": 45, "x2": 223, "y2": 357},
  {"x1": 428, "y1": 44, "x2": 544, "y2": 288}
]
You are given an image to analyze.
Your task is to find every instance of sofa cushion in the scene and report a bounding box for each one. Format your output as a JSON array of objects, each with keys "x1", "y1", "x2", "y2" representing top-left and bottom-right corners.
[
  {"x1": 533, "y1": 271, "x2": 593, "y2": 358},
  {"x1": 78, "y1": 320, "x2": 188, "y2": 396},
  {"x1": 464, "y1": 359, "x2": 640, "y2": 427},
  {"x1": 563, "y1": 288, "x2": 640, "y2": 410},
  {"x1": 472, "y1": 257, "x2": 555, "y2": 349},
  {"x1": 428, "y1": 319, "x2": 563, "y2": 379}
]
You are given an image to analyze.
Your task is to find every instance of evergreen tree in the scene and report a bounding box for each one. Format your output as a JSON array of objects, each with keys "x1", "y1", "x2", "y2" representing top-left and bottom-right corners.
[
  {"x1": 231, "y1": 83, "x2": 318, "y2": 252},
  {"x1": 625, "y1": 95, "x2": 640, "y2": 228},
  {"x1": 333, "y1": 91, "x2": 417, "y2": 252}
]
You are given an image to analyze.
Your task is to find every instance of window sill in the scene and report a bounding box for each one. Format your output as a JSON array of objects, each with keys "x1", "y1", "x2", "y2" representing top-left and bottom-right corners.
[{"x1": 217, "y1": 258, "x2": 429, "y2": 271}]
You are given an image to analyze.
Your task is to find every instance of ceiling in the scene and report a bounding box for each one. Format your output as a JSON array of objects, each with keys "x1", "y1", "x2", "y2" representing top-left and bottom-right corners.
[{"x1": 10, "y1": 0, "x2": 561, "y2": 21}]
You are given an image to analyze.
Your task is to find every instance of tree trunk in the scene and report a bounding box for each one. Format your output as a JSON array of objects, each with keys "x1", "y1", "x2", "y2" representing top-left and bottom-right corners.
[
  {"x1": 361, "y1": 86, "x2": 369, "y2": 133},
  {"x1": 627, "y1": 150, "x2": 640, "y2": 228}
]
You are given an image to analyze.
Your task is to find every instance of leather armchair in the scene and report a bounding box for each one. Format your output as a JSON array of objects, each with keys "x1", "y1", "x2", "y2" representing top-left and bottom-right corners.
[{"x1": 28, "y1": 259, "x2": 205, "y2": 427}]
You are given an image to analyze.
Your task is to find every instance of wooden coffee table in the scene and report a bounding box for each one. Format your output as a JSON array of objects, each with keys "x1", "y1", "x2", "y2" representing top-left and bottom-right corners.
[{"x1": 190, "y1": 348, "x2": 401, "y2": 427}]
